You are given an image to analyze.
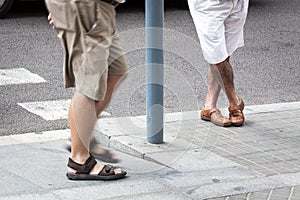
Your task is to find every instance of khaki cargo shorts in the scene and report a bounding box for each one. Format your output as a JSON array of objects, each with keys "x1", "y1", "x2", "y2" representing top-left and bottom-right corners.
[{"x1": 45, "y1": 0, "x2": 128, "y2": 101}]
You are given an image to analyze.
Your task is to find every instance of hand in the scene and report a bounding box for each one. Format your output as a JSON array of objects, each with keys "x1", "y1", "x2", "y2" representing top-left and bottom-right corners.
[{"x1": 48, "y1": 13, "x2": 55, "y2": 29}]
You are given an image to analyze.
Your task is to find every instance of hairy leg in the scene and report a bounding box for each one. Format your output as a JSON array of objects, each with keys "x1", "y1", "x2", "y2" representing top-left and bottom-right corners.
[
  {"x1": 205, "y1": 64, "x2": 222, "y2": 109},
  {"x1": 210, "y1": 58, "x2": 239, "y2": 105}
]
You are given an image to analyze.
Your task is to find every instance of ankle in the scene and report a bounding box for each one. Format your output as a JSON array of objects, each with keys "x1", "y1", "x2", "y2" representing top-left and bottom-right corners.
[
  {"x1": 71, "y1": 152, "x2": 90, "y2": 164},
  {"x1": 204, "y1": 103, "x2": 216, "y2": 110},
  {"x1": 229, "y1": 95, "x2": 240, "y2": 106}
]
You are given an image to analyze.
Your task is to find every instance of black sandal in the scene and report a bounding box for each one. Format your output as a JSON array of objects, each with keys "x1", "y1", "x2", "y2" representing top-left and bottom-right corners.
[{"x1": 66, "y1": 155, "x2": 126, "y2": 181}]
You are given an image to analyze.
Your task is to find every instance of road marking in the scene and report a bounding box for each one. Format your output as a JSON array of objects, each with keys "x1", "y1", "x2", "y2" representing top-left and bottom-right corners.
[
  {"x1": 18, "y1": 99, "x2": 71, "y2": 121},
  {"x1": 18, "y1": 99, "x2": 111, "y2": 121},
  {"x1": 0, "y1": 68, "x2": 47, "y2": 86}
]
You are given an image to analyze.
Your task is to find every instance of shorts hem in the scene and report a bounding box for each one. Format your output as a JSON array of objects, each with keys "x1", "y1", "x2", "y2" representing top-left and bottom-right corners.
[
  {"x1": 108, "y1": 70, "x2": 128, "y2": 76},
  {"x1": 228, "y1": 43, "x2": 244, "y2": 57},
  {"x1": 75, "y1": 87, "x2": 105, "y2": 102},
  {"x1": 206, "y1": 54, "x2": 229, "y2": 65}
]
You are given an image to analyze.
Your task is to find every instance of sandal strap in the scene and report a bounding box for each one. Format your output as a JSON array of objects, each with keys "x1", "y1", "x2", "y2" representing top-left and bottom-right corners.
[
  {"x1": 228, "y1": 104, "x2": 240, "y2": 113},
  {"x1": 98, "y1": 164, "x2": 115, "y2": 176},
  {"x1": 230, "y1": 110, "x2": 244, "y2": 117},
  {"x1": 67, "y1": 155, "x2": 97, "y2": 174},
  {"x1": 228, "y1": 96, "x2": 244, "y2": 113},
  {"x1": 210, "y1": 108, "x2": 221, "y2": 116}
]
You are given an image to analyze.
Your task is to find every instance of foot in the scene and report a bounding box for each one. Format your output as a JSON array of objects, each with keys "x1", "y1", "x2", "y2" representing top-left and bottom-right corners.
[
  {"x1": 67, "y1": 155, "x2": 126, "y2": 180},
  {"x1": 228, "y1": 96, "x2": 245, "y2": 126},
  {"x1": 201, "y1": 106, "x2": 231, "y2": 127}
]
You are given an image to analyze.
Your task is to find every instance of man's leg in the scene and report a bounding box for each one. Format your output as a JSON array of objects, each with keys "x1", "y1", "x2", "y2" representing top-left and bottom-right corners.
[
  {"x1": 68, "y1": 91, "x2": 123, "y2": 175},
  {"x1": 69, "y1": 75, "x2": 126, "y2": 153},
  {"x1": 88, "y1": 74, "x2": 126, "y2": 160},
  {"x1": 201, "y1": 64, "x2": 231, "y2": 127},
  {"x1": 205, "y1": 64, "x2": 222, "y2": 109},
  {"x1": 95, "y1": 74, "x2": 127, "y2": 116},
  {"x1": 210, "y1": 58, "x2": 244, "y2": 126},
  {"x1": 210, "y1": 58, "x2": 239, "y2": 106}
]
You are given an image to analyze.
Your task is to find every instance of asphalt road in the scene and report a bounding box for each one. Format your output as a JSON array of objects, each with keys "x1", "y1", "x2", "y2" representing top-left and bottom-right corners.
[{"x1": 0, "y1": 0, "x2": 299, "y2": 136}]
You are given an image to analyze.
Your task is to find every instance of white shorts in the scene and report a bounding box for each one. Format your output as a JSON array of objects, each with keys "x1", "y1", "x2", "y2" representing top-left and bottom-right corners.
[{"x1": 188, "y1": 0, "x2": 249, "y2": 64}]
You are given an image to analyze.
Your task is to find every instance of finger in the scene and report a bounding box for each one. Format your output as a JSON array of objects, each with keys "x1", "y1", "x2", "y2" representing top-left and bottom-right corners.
[{"x1": 48, "y1": 13, "x2": 52, "y2": 21}]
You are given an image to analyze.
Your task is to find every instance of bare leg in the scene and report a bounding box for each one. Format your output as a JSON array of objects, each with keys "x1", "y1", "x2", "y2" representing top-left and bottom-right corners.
[
  {"x1": 95, "y1": 74, "x2": 127, "y2": 115},
  {"x1": 68, "y1": 91, "x2": 122, "y2": 175},
  {"x1": 202, "y1": 63, "x2": 231, "y2": 127},
  {"x1": 68, "y1": 100, "x2": 90, "y2": 163},
  {"x1": 210, "y1": 58, "x2": 239, "y2": 106},
  {"x1": 210, "y1": 58, "x2": 244, "y2": 126},
  {"x1": 67, "y1": 74, "x2": 126, "y2": 163},
  {"x1": 90, "y1": 74, "x2": 127, "y2": 159},
  {"x1": 204, "y1": 64, "x2": 222, "y2": 109}
]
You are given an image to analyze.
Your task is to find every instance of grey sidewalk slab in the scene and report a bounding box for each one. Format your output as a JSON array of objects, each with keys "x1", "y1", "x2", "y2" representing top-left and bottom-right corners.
[{"x1": 181, "y1": 172, "x2": 300, "y2": 199}]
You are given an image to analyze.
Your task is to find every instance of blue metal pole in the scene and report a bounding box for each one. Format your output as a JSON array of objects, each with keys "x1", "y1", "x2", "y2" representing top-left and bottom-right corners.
[{"x1": 146, "y1": 0, "x2": 164, "y2": 144}]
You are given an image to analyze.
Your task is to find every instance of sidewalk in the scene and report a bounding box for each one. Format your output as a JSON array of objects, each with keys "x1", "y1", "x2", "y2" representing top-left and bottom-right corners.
[{"x1": 0, "y1": 102, "x2": 300, "y2": 200}]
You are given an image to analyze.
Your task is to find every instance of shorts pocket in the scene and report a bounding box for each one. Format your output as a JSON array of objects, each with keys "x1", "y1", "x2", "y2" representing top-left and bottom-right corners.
[
  {"x1": 45, "y1": 0, "x2": 76, "y2": 31},
  {"x1": 75, "y1": 1, "x2": 102, "y2": 34}
]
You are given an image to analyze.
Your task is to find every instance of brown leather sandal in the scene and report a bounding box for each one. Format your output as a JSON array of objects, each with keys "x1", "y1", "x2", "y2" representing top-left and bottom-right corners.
[
  {"x1": 228, "y1": 96, "x2": 245, "y2": 126},
  {"x1": 66, "y1": 155, "x2": 126, "y2": 181},
  {"x1": 201, "y1": 106, "x2": 231, "y2": 127}
]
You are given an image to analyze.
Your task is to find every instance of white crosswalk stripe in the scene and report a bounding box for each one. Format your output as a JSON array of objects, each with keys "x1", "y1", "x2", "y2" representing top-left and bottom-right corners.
[
  {"x1": 0, "y1": 68, "x2": 111, "y2": 121},
  {"x1": 18, "y1": 99, "x2": 71, "y2": 121},
  {"x1": 18, "y1": 99, "x2": 111, "y2": 121},
  {"x1": 0, "y1": 68, "x2": 47, "y2": 86}
]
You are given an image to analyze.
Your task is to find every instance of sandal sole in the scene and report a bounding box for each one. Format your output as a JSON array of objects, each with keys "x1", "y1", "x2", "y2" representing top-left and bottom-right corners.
[
  {"x1": 201, "y1": 116, "x2": 211, "y2": 121},
  {"x1": 212, "y1": 121, "x2": 232, "y2": 127},
  {"x1": 201, "y1": 116, "x2": 231, "y2": 127},
  {"x1": 66, "y1": 172, "x2": 127, "y2": 181},
  {"x1": 232, "y1": 122, "x2": 244, "y2": 127}
]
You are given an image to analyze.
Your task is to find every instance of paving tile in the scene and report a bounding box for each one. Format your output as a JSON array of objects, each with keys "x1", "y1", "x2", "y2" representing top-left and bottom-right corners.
[{"x1": 145, "y1": 149, "x2": 244, "y2": 172}]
